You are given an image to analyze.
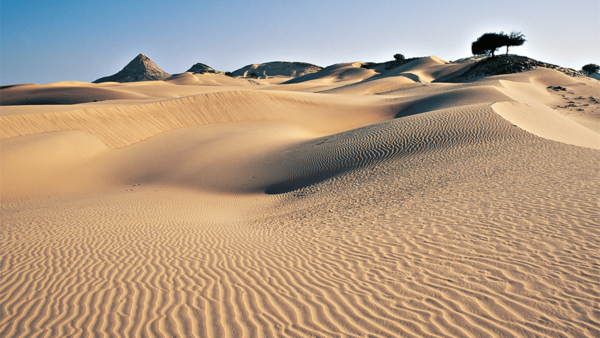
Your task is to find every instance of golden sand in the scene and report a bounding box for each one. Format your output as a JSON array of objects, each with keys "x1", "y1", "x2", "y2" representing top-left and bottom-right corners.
[{"x1": 1, "y1": 57, "x2": 599, "y2": 337}]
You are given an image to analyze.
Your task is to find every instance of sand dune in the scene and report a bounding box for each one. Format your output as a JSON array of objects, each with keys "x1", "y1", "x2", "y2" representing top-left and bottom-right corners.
[
  {"x1": 1, "y1": 57, "x2": 599, "y2": 337},
  {"x1": 284, "y1": 57, "x2": 475, "y2": 95},
  {"x1": 165, "y1": 72, "x2": 255, "y2": 87},
  {"x1": 492, "y1": 102, "x2": 600, "y2": 149},
  {"x1": 1, "y1": 90, "x2": 400, "y2": 148},
  {"x1": 283, "y1": 62, "x2": 377, "y2": 85},
  {"x1": 0, "y1": 83, "x2": 152, "y2": 105},
  {"x1": 0, "y1": 74, "x2": 260, "y2": 107}
]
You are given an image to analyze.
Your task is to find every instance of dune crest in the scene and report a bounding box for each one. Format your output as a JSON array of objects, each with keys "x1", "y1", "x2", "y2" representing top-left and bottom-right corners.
[
  {"x1": 1, "y1": 90, "x2": 401, "y2": 148},
  {"x1": 493, "y1": 102, "x2": 600, "y2": 149}
]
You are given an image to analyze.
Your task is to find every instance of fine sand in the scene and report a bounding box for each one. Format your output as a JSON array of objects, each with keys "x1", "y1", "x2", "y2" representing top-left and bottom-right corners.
[{"x1": 1, "y1": 57, "x2": 599, "y2": 337}]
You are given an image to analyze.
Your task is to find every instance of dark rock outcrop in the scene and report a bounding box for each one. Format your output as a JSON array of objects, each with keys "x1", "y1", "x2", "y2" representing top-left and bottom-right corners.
[
  {"x1": 93, "y1": 54, "x2": 170, "y2": 83},
  {"x1": 185, "y1": 63, "x2": 221, "y2": 74},
  {"x1": 448, "y1": 55, "x2": 587, "y2": 82},
  {"x1": 230, "y1": 62, "x2": 322, "y2": 79},
  {"x1": 360, "y1": 57, "x2": 423, "y2": 71}
]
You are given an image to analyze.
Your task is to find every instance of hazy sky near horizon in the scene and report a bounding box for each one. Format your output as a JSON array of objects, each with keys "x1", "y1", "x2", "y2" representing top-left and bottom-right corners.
[{"x1": 1, "y1": 0, "x2": 599, "y2": 85}]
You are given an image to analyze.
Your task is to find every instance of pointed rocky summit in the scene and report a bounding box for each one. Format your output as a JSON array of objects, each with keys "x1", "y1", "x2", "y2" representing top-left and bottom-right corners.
[{"x1": 93, "y1": 53, "x2": 171, "y2": 83}]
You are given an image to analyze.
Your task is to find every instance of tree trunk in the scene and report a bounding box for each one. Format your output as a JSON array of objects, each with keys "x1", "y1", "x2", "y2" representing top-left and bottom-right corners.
[{"x1": 506, "y1": 46, "x2": 509, "y2": 56}]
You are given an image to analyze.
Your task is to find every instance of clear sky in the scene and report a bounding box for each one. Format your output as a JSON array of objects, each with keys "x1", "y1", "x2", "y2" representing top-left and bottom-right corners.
[{"x1": 1, "y1": 0, "x2": 599, "y2": 85}]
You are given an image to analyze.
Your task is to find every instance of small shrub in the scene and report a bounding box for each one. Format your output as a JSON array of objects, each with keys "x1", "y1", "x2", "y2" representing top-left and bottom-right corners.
[
  {"x1": 361, "y1": 62, "x2": 376, "y2": 69},
  {"x1": 582, "y1": 63, "x2": 599, "y2": 76}
]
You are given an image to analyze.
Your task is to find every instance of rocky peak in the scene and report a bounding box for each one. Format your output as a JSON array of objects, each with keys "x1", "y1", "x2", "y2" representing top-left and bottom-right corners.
[{"x1": 93, "y1": 53, "x2": 171, "y2": 83}]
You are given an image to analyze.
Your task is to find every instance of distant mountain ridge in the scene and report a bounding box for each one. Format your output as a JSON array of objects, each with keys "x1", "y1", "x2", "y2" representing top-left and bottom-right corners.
[
  {"x1": 230, "y1": 62, "x2": 322, "y2": 79},
  {"x1": 93, "y1": 54, "x2": 171, "y2": 83},
  {"x1": 186, "y1": 63, "x2": 221, "y2": 74},
  {"x1": 91, "y1": 53, "x2": 598, "y2": 85}
]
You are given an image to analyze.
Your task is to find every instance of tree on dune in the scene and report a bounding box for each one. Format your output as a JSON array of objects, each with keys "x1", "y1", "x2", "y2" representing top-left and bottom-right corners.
[
  {"x1": 471, "y1": 33, "x2": 503, "y2": 57},
  {"x1": 503, "y1": 31, "x2": 526, "y2": 56},
  {"x1": 471, "y1": 31, "x2": 526, "y2": 58},
  {"x1": 393, "y1": 54, "x2": 405, "y2": 61},
  {"x1": 383, "y1": 53, "x2": 412, "y2": 70},
  {"x1": 581, "y1": 63, "x2": 599, "y2": 76}
]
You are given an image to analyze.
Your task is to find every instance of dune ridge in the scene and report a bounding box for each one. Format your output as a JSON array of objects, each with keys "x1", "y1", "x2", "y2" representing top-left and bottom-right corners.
[
  {"x1": 1, "y1": 90, "x2": 397, "y2": 148},
  {"x1": 264, "y1": 103, "x2": 523, "y2": 193},
  {"x1": 493, "y1": 102, "x2": 600, "y2": 149}
]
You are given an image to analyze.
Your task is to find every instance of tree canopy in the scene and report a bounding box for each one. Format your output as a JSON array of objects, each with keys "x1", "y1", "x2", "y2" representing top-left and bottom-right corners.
[
  {"x1": 471, "y1": 33, "x2": 501, "y2": 57},
  {"x1": 582, "y1": 63, "x2": 599, "y2": 76},
  {"x1": 504, "y1": 31, "x2": 526, "y2": 56},
  {"x1": 471, "y1": 31, "x2": 526, "y2": 58}
]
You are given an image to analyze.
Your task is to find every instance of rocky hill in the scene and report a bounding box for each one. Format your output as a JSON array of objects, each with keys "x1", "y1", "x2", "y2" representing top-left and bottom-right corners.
[
  {"x1": 93, "y1": 54, "x2": 171, "y2": 83},
  {"x1": 185, "y1": 63, "x2": 221, "y2": 74},
  {"x1": 449, "y1": 55, "x2": 587, "y2": 82},
  {"x1": 230, "y1": 62, "x2": 322, "y2": 79}
]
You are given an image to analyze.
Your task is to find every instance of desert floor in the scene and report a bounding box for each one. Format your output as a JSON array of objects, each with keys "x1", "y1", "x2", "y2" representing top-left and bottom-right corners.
[{"x1": 1, "y1": 57, "x2": 599, "y2": 337}]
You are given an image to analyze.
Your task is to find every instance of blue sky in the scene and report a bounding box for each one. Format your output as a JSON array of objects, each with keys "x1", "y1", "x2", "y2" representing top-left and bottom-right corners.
[{"x1": 1, "y1": 0, "x2": 599, "y2": 85}]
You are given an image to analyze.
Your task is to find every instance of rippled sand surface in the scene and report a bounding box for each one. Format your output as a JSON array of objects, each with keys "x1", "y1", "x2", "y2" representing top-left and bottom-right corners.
[{"x1": 2, "y1": 58, "x2": 599, "y2": 337}]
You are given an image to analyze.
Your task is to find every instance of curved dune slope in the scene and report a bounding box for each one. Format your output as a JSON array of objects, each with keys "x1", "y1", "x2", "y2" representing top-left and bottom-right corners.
[
  {"x1": 365, "y1": 56, "x2": 470, "y2": 85},
  {"x1": 1, "y1": 131, "x2": 111, "y2": 198},
  {"x1": 0, "y1": 91, "x2": 397, "y2": 148},
  {"x1": 394, "y1": 86, "x2": 513, "y2": 116},
  {"x1": 0, "y1": 76, "x2": 258, "y2": 106},
  {"x1": 2, "y1": 103, "x2": 520, "y2": 198},
  {"x1": 319, "y1": 76, "x2": 419, "y2": 95},
  {"x1": 283, "y1": 62, "x2": 377, "y2": 85},
  {"x1": 265, "y1": 103, "x2": 523, "y2": 193},
  {"x1": 164, "y1": 72, "x2": 252, "y2": 86},
  {"x1": 1, "y1": 84, "x2": 521, "y2": 198},
  {"x1": 0, "y1": 84, "x2": 152, "y2": 105},
  {"x1": 493, "y1": 102, "x2": 600, "y2": 149},
  {"x1": 313, "y1": 57, "x2": 473, "y2": 95}
]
